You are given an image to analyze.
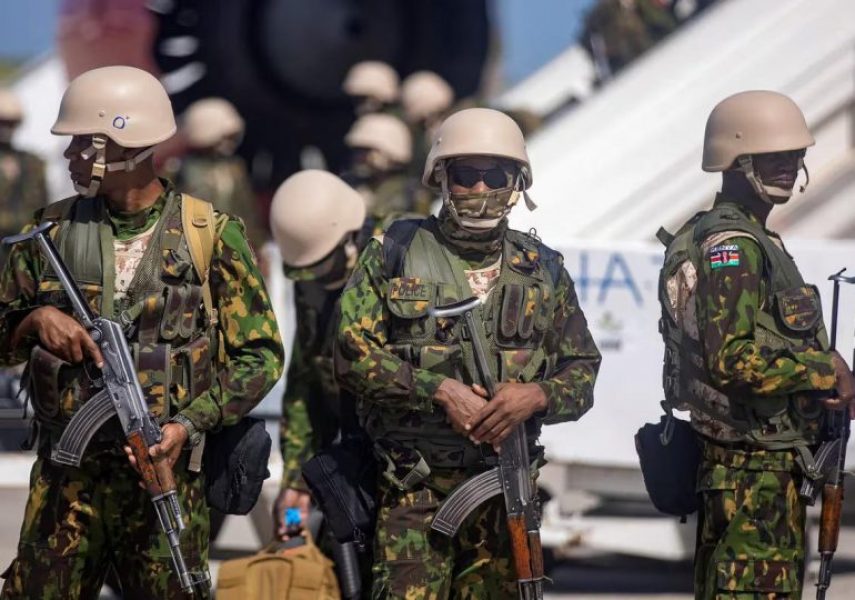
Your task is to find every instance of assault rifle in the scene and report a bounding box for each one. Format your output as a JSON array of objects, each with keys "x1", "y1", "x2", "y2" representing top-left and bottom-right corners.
[
  {"x1": 3, "y1": 222, "x2": 210, "y2": 595},
  {"x1": 813, "y1": 268, "x2": 854, "y2": 600},
  {"x1": 428, "y1": 297, "x2": 544, "y2": 600}
]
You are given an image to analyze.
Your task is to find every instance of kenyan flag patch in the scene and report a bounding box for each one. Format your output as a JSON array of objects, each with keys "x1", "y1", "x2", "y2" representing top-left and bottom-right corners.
[{"x1": 708, "y1": 244, "x2": 740, "y2": 269}]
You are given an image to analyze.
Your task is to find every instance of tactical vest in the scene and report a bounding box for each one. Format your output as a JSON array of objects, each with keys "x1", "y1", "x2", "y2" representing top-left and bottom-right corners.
[
  {"x1": 658, "y1": 202, "x2": 828, "y2": 450},
  {"x1": 28, "y1": 192, "x2": 219, "y2": 445},
  {"x1": 364, "y1": 218, "x2": 561, "y2": 469}
]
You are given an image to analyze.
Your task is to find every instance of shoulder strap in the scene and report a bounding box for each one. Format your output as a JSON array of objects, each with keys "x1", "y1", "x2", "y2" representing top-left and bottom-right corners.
[
  {"x1": 181, "y1": 194, "x2": 226, "y2": 324},
  {"x1": 40, "y1": 196, "x2": 77, "y2": 224},
  {"x1": 382, "y1": 218, "x2": 423, "y2": 279}
]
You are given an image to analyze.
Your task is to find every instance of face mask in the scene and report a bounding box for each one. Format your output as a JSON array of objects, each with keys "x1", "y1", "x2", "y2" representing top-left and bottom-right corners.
[
  {"x1": 447, "y1": 188, "x2": 521, "y2": 230},
  {"x1": 438, "y1": 163, "x2": 534, "y2": 232}
]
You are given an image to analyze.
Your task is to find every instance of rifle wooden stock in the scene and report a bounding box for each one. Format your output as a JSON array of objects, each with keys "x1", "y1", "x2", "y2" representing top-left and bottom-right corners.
[
  {"x1": 528, "y1": 530, "x2": 544, "y2": 579},
  {"x1": 818, "y1": 484, "x2": 843, "y2": 553},
  {"x1": 508, "y1": 515, "x2": 533, "y2": 581},
  {"x1": 128, "y1": 431, "x2": 164, "y2": 497}
]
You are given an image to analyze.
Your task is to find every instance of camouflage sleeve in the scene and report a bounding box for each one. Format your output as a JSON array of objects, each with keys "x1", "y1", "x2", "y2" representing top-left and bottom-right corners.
[
  {"x1": 335, "y1": 239, "x2": 446, "y2": 411},
  {"x1": 177, "y1": 217, "x2": 284, "y2": 432},
  {"x1": 0, "y1": 217, "x2": 45, "y2": 366},
  {"x1": 537, "y1": 265, "x2": 602, "y2": 424},
  {"x1": 697, "y1": 236, "x2": 835, "y2": 395},
  {"x1": 279, "y1": 338, "x2": 313, "y2": 491}
]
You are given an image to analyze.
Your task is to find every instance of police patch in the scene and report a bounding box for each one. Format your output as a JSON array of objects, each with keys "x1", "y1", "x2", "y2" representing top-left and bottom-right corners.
[{"x1": 709, "y1": 245, "x2": 740, "y2": 269}]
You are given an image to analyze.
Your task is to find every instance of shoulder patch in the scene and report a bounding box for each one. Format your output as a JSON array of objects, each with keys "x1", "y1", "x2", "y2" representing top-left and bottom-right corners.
[{"x1": 707, "y1": 243, "x2": 741, "y2": 270}]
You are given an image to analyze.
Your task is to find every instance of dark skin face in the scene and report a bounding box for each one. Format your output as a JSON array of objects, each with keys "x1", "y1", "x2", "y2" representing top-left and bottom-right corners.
[
  {"x1": 64, "y1": 134, "x2": 163, "y2": 213},
  {"x1": 721, "y1": 148, "x2": 806, "y2": 224}
]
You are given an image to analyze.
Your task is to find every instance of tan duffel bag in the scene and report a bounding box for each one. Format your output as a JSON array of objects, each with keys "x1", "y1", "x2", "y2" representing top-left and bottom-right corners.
[{"x1": 217, "y1": 535, "x2": 340, "y2": 600}]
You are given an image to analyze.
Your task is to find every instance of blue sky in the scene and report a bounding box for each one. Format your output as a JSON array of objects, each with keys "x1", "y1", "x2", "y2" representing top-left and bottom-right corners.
[
  {"x1": 0, "y1": 0, "x2": 58, "y2": 61},
  {"x1": 0, "y1": 0, "x2": 593, "y2": 83},
  {"x1": 496, "y1": 0, "x2": 595, "y2": 84}
]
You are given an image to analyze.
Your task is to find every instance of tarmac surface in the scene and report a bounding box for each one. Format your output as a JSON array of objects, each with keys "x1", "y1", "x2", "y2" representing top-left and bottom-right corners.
[{"x1": 1, "y1": 464, "x2": 854, "y2": 598}]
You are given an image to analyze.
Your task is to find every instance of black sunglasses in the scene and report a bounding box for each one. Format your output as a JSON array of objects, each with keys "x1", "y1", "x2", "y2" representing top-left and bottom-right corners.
[{"x1": 448, "y1": 165, "x2": 512, "y2": 190}]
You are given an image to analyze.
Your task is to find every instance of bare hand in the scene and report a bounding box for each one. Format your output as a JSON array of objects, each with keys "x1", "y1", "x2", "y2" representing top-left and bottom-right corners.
[
  {"x1": 434, "y1": 378, "x2": 488, "y2": 436},
  {"x1": 468, "y1": 383, "x2": 547, "y2": 451},
  {"x1": 825, "y1": 351, "x2": 855, "y2": 413},
  {"x1": 273, "y1": 487, "x2": 312, "y2": 540},
  {"x1": 14, "y1": 306, "x2": 103, "y2": 367},
  {"x1": 124, "y1": 422, "x2": 189, "y2": 477}
]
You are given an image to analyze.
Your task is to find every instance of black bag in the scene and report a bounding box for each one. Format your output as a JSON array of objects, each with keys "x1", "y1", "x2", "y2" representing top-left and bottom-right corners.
[
  {"x1": 635, "y1": 413, "x2": 701, "y2": 518},
  {"x1": 204, "y1": 416, "x2": 271, "y2": 515},
  {"x1": 301, "y1": 429, "x2": 377, "y2": 550}
]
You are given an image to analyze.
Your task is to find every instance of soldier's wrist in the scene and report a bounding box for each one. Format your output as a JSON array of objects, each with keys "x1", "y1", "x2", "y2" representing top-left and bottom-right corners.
[{"x1": 170, "y1": 413, "x2": 203, "y2": 447}]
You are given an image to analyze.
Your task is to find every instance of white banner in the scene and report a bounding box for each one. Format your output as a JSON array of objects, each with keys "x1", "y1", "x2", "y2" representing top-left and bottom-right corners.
[{"x1": 541, "y1": 239, "x2": 855, "y2": 468}]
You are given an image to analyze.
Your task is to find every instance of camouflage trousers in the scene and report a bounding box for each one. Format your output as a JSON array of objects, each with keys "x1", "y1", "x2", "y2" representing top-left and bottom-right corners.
[
  {"x1": 1, "y1": 444, "x2": 210, "y2": 600},
  {"x1": 371, "y1": 470, "x2": 519, "y2": 599},
  {"x1": 694, "y1": 441, "x2": 806, "y2": 600}
]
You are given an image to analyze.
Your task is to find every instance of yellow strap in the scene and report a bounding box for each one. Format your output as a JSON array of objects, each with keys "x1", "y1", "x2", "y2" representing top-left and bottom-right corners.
[{"x1": 180, "y1": 193, "x2": 226, "y2": 325}]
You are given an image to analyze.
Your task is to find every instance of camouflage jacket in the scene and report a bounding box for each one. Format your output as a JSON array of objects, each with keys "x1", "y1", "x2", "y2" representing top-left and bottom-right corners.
[
  {"x1": 169, "y1": 153, "x2": 267, "y2": 251},
  {"x1": 279, "y1": 280, "x2": 343, "y2": 490},
  {"x1": 0, "y1": 181, "x2": 284, "y2": 437},
  {"x1": 696, "y1": 201, "x2": 835, "y2": 394},
  {"x1": 335, "y1": 218, "x2": 601, "y2": 471},
  {"x1": 0, "y1": 145, "x2": 48, "y2": 267},
  {"x1": 279, "y1": 216, "x2": 388, "y2": 490},
  {"x1": 694, "y1": 199, "x2": 836, "y2": 444}
]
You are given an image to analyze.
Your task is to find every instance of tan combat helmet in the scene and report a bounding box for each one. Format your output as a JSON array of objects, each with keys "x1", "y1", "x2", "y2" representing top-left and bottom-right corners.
[
  {"x1": 182, "y1": 97, "x2": 244, "y2": 150},
  {"x1": 345, "y1": 113, "x2": 412, "y2": 166},
  {"x1": 270, "y1": 169, "x2": 366, "y2": 267},
  {"x1": 342, "y1": 61, "x2": 399, "y2": 108},
  {"x1": 52, "y1": 65, "x2": 176, "y2": 197},
  {"x1": 423, "y1": 108, "x2": 536, "y2": 230},
  {"x1": 0, "y1": 89, "x2": 24, "y2": 123},
  {"x1": 423, "y1": 107, "x2": 532, "y2": 188},
  {"x1": 703, "y1": 90, "x2": 814, "y2": 202},
  {"x1": 401, "y1": 71, "x2": 454, "y2": 123}
]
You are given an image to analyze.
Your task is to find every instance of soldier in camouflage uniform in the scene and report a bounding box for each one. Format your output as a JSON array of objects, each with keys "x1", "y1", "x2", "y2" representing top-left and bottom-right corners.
[
  {"x1": 0, "y1": 66, "x2": 284, "y2": 599},
  {"x1": 660, "y1": 91, "x2": 855, "y2": 599},
  {"x1": 168, "y1": 98, "x2": 267, "y2": 252},
  {"x1": 267, "y1": 169, "x2": 372, "y2": 537},
  {"x1": 335, "y1": 108, "x2": 601, "y2": 599},
  {"x1": 0, "y1": 88, "x2": 49, "y2": 270},
  {"x1": 0, "y1": 89, "x2": 49, "y2": 409},
  {"x1": 342, "y1": 113, "x2": 419, "y2": 220}
]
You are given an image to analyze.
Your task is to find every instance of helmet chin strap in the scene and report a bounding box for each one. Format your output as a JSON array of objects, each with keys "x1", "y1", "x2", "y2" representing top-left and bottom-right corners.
[
  {"x1": 737, "y1": 155, "x2": 808, "y2": 205},
  {"x1": 75, "y1": 135, "x2": 155, "y2": 197}
]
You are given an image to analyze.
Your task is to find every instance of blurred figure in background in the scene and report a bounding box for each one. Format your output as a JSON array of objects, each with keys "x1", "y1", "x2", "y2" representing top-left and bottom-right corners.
[
  {"x1": 167, "y1": 98, "x2": 268, "y2": 254},
  {"x1": 0, "y1": 88, "x2": 49, "y2": 411},
  {"x1": 0, "y1": 88, "x2": 49, "y2": 270},
  {"x1": 583, "y1": 0, "x2": 677, "y2": 76},
  {"x1": 342, "y1": 113, "x2": 416, "y2": 218},
  {"x1": 400, "y1": 71, "x2": 455, "y2": 215},
  {"x1": 342, "y1": 61, "x2": 400, "y2": 117}
]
